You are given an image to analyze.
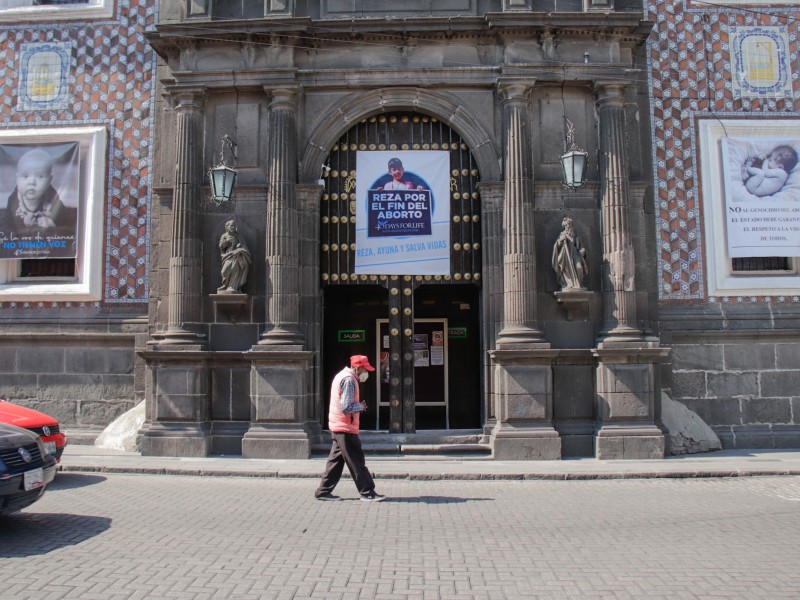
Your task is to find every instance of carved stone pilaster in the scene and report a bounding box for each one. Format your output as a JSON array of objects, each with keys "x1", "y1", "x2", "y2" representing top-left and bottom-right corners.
[
  {"x1": 495, "y1": 80, "x2": 548, "y2": 349},
  {"x1": 153, "y1": 87, "x2": 207, "y2": 347},
  {"x1": 258, "y1": 86, "x2": 304, "y2": 348},
  {"x1": 478, "y1": 181, "x2": 504, "y2": 430},
  {"x1": 594, "y1": 82, "x2": 643, "y2": 346}
]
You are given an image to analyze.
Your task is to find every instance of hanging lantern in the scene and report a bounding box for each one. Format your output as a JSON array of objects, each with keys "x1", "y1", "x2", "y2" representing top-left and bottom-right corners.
[
  {"x1": 560, "y1": 119, "x2": 588, "y2": 190},
  {"x1": 209, "y1": 135, "x2": 238, "y2": 205}
]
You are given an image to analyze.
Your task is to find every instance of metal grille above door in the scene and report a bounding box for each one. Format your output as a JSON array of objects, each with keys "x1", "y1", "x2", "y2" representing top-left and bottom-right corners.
[{"x1": 320, "y1": 112, "x2": 482, "y2": 286}]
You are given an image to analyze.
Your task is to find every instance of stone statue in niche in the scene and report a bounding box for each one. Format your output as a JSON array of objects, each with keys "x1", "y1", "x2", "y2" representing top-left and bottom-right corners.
[
  {"x1": 552, "y1": 216, "x2": 588, "y2": 290},
  {"x1": 218, "y1": 219, "x2": 251, "y2": 294}
]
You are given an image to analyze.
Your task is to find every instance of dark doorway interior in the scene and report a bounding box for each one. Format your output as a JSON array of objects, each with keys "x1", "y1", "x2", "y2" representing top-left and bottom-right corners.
[
  {"x1": 323, "y1": 284, "x2": 481, "y2": 432},
  {"x1": 322, "y1": 285, "x2": 386, "y2": 431},
  {"x1": 414, "y1": 284, "x2": 481, "y2": 429}
]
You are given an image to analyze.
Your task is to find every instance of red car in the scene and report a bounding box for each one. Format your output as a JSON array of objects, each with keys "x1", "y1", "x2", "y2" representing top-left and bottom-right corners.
[{"x1": 0, "y1": 400, "x2": 67, "y2": 463}]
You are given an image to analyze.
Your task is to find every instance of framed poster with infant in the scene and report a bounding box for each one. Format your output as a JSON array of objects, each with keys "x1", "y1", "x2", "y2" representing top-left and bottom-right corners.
[{"x1": 0, "y1": 141, "x2": 80, "y2": 260}]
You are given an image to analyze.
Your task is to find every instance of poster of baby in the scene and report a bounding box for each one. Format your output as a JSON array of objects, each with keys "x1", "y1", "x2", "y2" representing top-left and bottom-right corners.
[
  {"x1": 0, "y1": 141, "x2": 80, "y2": 260},
  {"x1": 722, "y1": 136, "x2": 800, "y2": 258}
]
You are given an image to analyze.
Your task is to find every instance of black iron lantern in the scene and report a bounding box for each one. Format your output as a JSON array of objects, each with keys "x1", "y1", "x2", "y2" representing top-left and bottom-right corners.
[
  {"x1": 209, "y1": 135, "x2": 238, "y2": 205},
  {"x1": 560, "y1": 119, "x2": 588, "y2": 190}
]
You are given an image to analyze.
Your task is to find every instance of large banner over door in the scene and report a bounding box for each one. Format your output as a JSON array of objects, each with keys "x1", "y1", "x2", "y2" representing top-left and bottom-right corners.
[{"x1": 356, "y1": 151, "x2": 450, "y2": 275}]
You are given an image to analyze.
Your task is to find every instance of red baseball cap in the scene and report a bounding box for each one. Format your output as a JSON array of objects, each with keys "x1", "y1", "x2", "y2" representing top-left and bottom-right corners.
[{"x1": 350, "y1": 355, "x2": 375, "y2": 371}]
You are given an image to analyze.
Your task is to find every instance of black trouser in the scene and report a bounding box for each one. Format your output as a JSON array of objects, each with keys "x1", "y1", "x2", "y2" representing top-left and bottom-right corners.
[{"x1": 315, "y1": 432, "x2": 375, "y2": 497}]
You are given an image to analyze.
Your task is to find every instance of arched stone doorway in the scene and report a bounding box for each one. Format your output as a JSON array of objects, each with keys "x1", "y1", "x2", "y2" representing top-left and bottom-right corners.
[{"x1": 319, "y1": 111, "x2": 483, "y2": 433}]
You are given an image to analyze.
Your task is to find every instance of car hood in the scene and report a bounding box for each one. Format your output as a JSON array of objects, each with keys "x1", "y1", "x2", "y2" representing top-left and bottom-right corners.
[
  {"x1": 0, "y1": 401, "x2": 58, "y2": 429},
  {"x1": 0, "y1": 422, "x2": 40, "y2": 448}
]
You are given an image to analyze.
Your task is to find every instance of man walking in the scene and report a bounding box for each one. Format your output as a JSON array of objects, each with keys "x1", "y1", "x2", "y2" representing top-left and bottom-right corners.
[{"x1": 315, "y1": 355, "x2": 386, "y2": 502}]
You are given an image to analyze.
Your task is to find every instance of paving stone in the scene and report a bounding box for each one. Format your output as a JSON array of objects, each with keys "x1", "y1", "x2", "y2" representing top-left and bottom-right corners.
[{"x1": 2, "y1": 474, "x2": 800, "y2": 598}]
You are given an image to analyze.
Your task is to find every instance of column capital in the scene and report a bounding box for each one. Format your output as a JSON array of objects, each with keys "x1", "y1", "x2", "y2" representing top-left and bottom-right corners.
[
  {"x1": 165, "y1": 85, "x2": 207, "y2": 112},
  {"x1": 593, "y1": 80, "x2": 628, "y2": 107},
  {"x1": 497, "y1": 78, "x2": 535, "y2": 105},
  {"x1": 263, "y1": 85, "x2": 301, "y2": 109}
]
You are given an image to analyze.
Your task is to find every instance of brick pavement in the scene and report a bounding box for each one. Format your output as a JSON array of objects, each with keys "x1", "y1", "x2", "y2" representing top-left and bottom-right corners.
[{"x1": 2, "y1": 474, "x2": 800, "y2": 599}]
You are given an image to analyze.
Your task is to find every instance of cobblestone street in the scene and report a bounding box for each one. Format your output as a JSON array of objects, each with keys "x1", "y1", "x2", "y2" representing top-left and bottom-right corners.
[{"x1": 2, "y1": 473, "x2": 799, "y2": 599}]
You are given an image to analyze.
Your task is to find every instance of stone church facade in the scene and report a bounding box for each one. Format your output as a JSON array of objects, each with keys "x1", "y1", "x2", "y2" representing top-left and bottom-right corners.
[
  {"x1": 2, "y1": 0, "x2": 798, "y2": 458},
  {"x1": 141, "y1": 0, "x2": 667, "y2": 460}
]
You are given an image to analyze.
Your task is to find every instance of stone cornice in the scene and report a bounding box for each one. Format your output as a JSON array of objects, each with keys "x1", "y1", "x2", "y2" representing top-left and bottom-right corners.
[
  {"x1": 163, "y1": 65, "x2": 639, "y2": 92},
  {"x1": 147, "y1": 14, "x2": 653, "y2": 55}
]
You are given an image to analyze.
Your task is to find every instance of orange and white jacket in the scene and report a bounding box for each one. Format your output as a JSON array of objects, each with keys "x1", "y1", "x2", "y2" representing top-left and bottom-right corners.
[{"x1": 327, "y1": 367, "x2": 366, "y2": 434}]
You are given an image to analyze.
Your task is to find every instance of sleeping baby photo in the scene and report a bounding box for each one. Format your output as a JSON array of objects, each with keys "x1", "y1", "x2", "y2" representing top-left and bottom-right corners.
[{"x1": 723, "y1": 137, "x2": 800, "y2": 202}]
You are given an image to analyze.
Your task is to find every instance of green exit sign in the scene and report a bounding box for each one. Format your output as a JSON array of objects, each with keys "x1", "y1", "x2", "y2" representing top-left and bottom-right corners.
[
  {"x1": 448, "y1": 327, "x2": 467, "y2": 339},
  {"x1": 338, "y1": 329, "x2": 366, "y2": 343}
]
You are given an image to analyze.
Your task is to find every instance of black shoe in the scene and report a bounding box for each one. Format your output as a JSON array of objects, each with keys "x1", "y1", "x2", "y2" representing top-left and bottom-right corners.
[
  {"x1": 360, "y1": 492, "x2": 386, "y2": 502},
  {"x1": 316, "y1": 492, "x2": 341, "y2": 501}
]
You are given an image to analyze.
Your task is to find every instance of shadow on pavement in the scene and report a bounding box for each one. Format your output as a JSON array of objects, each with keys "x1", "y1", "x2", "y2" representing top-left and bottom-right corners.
[
  {"x1": 48, "y1": 472, "x2": 107, "y2": 491},
  {"x1": 0, "y1": 512, "x2": 112, "y2": 557},
  {"x1": 384, "y1": 496, "x2": 493, "y2": 504}
]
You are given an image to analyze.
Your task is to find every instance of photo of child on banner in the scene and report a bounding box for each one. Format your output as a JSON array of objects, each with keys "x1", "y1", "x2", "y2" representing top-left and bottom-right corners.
[
  {"x1": 355, "y1": 151, "x2": 450, "y2": 275},
  {"x1": 721, "y1": 136, "x2": 800, "y2": 258},
  {"x1": 0, "y1": 141, "x2": 80, "y2": 260}
]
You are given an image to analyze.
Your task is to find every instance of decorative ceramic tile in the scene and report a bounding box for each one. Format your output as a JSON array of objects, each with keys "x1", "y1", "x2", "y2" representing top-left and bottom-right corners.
[
  {"x1": 731, "y1": 26, "x2": 792, "y2": 98},
  {"x1": 16, "y1": 42, "x2": 70, "y2": 111},
  {"x1": 0, "y1": 0, "x2": 156, "y2": 305}
]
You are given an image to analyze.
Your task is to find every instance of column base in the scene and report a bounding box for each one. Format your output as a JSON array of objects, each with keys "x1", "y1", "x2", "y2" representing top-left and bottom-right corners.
[
  {"x1": 595, "y1": 424, "x2": 665, "y2": 460},
  {"x1": 596, "y1": 324, "x2": 647, "y2": 347},
  {"x1": 148, "y1": 327, "x2": 207, "y2": 349},
  {"x1": 139, "y1": 422, "x2": 210, "y2": 457},
  {"x1": 242, "y1": 425, "x2": 310, "y2": 459},
  {"x1": 492, "y1": 423, "x2": 562, "y2": 460},
  {"x1": 496, "y1": 325, "x2": 550, "y2": 348},
  {"x1": 257, "y1": 326, "x2": 304, "y2": 348}
]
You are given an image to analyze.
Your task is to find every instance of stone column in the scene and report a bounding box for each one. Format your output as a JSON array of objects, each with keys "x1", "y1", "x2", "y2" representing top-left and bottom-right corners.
[
  {"x1": 490, "y1": 80, "x2": 558, "y2": 460},
  {"x1": 595, "y1": 82, "x2": 643, "y2": 346},
  {"x1": 258, "y1": 86, "x2": 304, "y2": 348},
  {"x1": 244, "y1": 86, "x2": 311, "y2": 458},
  {"x1": 155, "y1": 87, "x2": 207, "y2": 347},
  {"x1": 495, "y1": 80, "x2": 548, "y2": 348},
  {"x1": 140, "y1": 87, "x2": 210, "y2": 457},
  {"x1": 592, "y1": 82, "x2": 668, "y2": 459}
]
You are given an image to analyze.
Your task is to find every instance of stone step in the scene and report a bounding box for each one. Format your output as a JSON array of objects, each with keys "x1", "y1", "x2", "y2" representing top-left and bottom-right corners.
[{"x1": 312, "y1": 430, "x2": 492, "y2": 457}]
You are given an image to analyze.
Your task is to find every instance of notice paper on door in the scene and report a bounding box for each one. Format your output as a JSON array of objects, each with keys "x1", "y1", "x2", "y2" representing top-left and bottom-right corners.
[
  {"x1": 414, "y1": 349, "x2": 430, "y2": 367},
  {"x1": 430, "y1": 346, "x2": 444, "y2": 366}
]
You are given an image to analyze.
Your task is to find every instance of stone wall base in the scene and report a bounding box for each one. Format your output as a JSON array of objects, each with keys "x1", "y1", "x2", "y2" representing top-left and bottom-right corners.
[
  {"x1": 139, "y1": 423, "x2": 210, "y2": 457},
  {"x1": 242, "y1": 425, "x2": 311, "y2": 459},
  {"x1": 595, "y1": 425, "x2": 665, "y2": 459},
  {"x1": 715, "y1": 424, "x2": 800, "y2": 450},
  {"x1": 209, "y1": 421, "x2": 250, "y2": 455},
  {"x1": 492, "y1": 424, "x2": 562, "y2": 460}
]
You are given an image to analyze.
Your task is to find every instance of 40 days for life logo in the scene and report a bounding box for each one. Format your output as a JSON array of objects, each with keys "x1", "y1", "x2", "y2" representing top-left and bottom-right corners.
[
  {"x1": 368, "y1": 189, "x2": 432, "y2": 237},
  {"x1": 355, "y1": 151, "x2": 450, "y2": 275}
]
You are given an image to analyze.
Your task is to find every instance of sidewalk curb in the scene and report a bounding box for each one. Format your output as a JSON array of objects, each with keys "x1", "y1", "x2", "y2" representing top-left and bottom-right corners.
[{"x1": 61, "y1": 464, "x2": 800, "y2": 481}]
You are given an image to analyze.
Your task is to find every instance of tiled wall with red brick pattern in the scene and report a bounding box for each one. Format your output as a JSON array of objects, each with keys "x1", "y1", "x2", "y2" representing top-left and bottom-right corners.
[
  {"x1": 648, "y1": 0, "x2": 800, "y2": 304},
  {"x1": 0, "y1": 0, "x2": 156, "y2": 306}
]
